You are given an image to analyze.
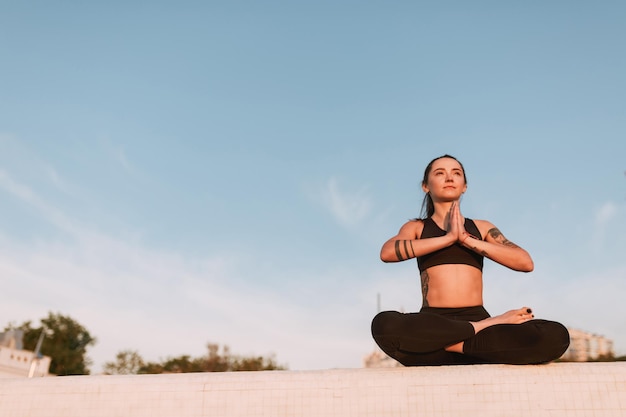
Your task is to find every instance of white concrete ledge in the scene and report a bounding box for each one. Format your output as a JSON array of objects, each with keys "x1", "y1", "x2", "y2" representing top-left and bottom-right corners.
[{"x1": 1, "y1": 362, "x2": 625, "y2": 417}]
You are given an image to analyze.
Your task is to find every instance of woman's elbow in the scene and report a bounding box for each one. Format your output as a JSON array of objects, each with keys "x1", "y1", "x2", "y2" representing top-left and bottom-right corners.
[
  {"x1": 380, "y1": 249, "x2": 395, "y2": 263},
  {"x1": 518, "y1": 258, "x2": 534, "y2": 272}
]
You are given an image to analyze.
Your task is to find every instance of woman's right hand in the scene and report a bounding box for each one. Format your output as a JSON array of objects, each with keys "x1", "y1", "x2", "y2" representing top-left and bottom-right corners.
[{"x1": 446, "y1": 201, "x2": 466, "y2": 244}]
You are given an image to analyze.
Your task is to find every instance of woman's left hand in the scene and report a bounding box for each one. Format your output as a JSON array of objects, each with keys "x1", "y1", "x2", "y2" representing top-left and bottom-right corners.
[
  {"x1": 446, "y1": 201, "x2": 467, "y2": 243},
  {"x1": 453, "y1": 201, "x2": 472, "y2": 244}
]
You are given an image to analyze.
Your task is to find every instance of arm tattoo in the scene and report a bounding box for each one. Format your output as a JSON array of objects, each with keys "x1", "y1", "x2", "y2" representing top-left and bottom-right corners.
[
  {"x1": 488, "y1": 228, "x2": 519, "y2": 248},
  {"x1": 467, "y1": 240, "x2": 489, "y2": 257},
  {"x1": 394, "y1": 240, "x2": 404, "y2": 260},
  {"x1": 394, "y1": 240, "x2": 416, "y2": 261},
  {"x1": 420, "y1": 270, "x2": 430, "y2": 307}
]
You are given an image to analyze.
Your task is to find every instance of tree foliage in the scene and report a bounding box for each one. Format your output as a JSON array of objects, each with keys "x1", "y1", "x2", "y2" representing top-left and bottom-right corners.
[
  {"x1": 6, "y1": 312, "x2": 96, "y2": 375},
  {"x1": 102, "y1": 349, "x2": 145, "y2": 375},
  {"x1": 104, "y1": 343, "x2": 286, "y2": 374}
]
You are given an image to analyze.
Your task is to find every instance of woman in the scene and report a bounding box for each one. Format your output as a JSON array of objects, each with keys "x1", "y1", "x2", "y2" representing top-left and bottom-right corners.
[{"x1": 371, "y1": 154, "x2": 570, "y2": 366}]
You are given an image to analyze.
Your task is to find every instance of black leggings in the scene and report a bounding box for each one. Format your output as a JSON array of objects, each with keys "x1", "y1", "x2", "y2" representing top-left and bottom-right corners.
[{"x1": 371, "y1": 306, "x2": 570, "y2": 366}]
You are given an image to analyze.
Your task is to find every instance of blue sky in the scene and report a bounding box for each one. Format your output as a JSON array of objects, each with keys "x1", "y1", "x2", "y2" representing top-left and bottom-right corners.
[{"x1": 1, "y1": 1, "x2": 625, "y2": 372}]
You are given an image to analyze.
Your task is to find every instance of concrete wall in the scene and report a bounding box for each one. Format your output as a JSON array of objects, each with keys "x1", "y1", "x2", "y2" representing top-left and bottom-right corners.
[{"x1": 1, "y1": 362, "x2": 624, "y2": 417}]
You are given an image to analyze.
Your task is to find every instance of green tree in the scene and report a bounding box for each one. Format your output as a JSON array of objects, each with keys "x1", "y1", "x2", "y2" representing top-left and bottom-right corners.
[
  {"x1": 7, "y1": 312, "x2": 96, "y2": 375},
  {"x1": 140, "y1": 354, "x2": 205, "y2": 374},
  {"x1": 106, "y1": 343, "x2": 286, "y2": 374},
  {"x1": 103, "y1": 350, "x2": 145, "y2": 375}
]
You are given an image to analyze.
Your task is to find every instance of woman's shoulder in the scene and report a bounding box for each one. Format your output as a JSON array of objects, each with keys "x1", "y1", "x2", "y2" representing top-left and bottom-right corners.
[
  {"x1": 471, "y1": 218, "x2": 495, "y2": 226},
  {"x1": 471, "y1": 219, "x2": 497, "y2": 237},
  {"x1": 399, "y1": 218, "x2": 425, "y2": 238}
]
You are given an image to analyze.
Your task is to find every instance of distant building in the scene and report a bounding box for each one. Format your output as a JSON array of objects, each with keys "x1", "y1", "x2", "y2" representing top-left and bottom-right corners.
[
  {"x1": 362, "y1": 348, "x2": 401, "y2": 368},
  {"x1": 0, "y1": 330, "x2": 51, "y2": 378},
  {"x1": 363, "y1": 327, "x2": 615, "y2": 367},
  {"x1": 560, "y1": 328, "x2": 614, "y2": 362}
]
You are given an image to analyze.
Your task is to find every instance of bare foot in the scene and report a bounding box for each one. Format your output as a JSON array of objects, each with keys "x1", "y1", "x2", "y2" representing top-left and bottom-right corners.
[
  {"x1": 445, "y1": 307, "x2": 534, "y2": 353},
  {"x1": 471, "y1": 307, "x2": 534, "y2": 333}
]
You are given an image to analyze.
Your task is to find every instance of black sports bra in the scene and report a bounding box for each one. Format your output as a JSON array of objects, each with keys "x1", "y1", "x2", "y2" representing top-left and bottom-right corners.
[{"x1": 416, "y1": 217, "x2": 484, "y2": 273}]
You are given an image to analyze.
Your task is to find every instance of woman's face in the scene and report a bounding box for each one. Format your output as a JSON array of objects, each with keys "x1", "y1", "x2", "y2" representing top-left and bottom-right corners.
[{"x1": 422, "y1": 157, "x2": 467, "y2": 200}]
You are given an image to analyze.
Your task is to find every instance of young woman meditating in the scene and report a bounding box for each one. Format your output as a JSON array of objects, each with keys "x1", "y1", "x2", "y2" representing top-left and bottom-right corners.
[{"x1": 371, "y1": 154, "x2": 570, "y2": 366}]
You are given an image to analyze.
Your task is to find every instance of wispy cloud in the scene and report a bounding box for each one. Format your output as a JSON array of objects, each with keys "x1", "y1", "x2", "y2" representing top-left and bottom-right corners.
[
  {"x1": 0, "y1": 169, "x2": 83, "y2": 237},
  {"x1": 0, "y1": 169, "x2": 39, "y2": 203},
  {"x1": 0, "y1": 227, "x2": 379, "y2": 372},
  {"x1": 590, "y1": 201, "x2": 621, "y2": 252},
  {"x1": 313, "y1": 177, "x2": 372, "y2": 228},
  {"x1": 595, "y1": 201, "x2": 617, "y2": 226},
  {"x1": 0, "y1": 169, "x2": 376, "y2": 372},
  {"x1": 99, "y1": 137, "x2": 137, "y2": 175},
  {"x1": 44, "y1": 166, "x2": 74, "y2": 196},
  {"x1": 1, "y1": 135, "x2": 77, "y2": 197}
]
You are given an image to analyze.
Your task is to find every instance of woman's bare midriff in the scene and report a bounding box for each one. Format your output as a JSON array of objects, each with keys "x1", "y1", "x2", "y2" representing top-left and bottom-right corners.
[{"x1": 422, "y1": 264, "x2": 483, "y2": 308}]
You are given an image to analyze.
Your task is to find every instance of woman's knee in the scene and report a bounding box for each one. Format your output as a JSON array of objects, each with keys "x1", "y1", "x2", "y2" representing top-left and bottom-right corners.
[
  {"x1": 529, "y1": 319, "x2": 571, "y2": 362},
  {"x1": 371, "y1": 310, "x2": 401, "y2": 337},
  {"x1": 543, "y1": 320, "x2": 570, "y2": 352},
  {"x1": 534, "y1": 320, "x2": 569, "y2": 341}
]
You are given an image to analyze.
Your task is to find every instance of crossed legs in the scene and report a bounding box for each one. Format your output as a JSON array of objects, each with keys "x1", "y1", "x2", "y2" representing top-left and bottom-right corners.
[{"x1": 371, "y1": 306, "x2": 570, "y2": 366}]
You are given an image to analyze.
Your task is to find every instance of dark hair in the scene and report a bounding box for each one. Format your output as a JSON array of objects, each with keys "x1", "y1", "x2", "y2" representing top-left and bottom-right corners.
[{"x1": 419, "y1": 154, "x2": 467, "y2": 219}]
